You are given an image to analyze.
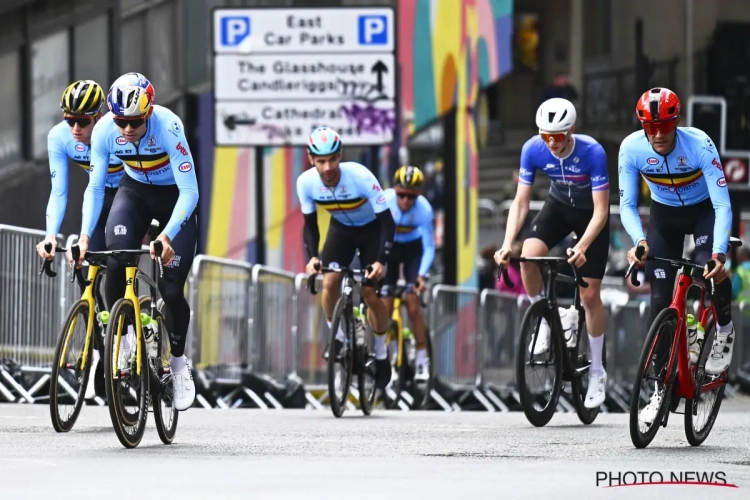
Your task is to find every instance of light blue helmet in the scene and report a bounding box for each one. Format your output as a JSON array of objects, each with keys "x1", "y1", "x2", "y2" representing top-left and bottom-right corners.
[{"x1": 307, "y1": 127, "x2": 342, "y2": 156}]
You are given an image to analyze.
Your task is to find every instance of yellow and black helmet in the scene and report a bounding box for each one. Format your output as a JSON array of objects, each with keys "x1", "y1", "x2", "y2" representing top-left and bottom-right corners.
[
  {"x1": 393, "y1": 165, "x2": 424, "y2": 190},
  {"x1": 60, "y1": 80, "x2": 105, "y2": 116}
]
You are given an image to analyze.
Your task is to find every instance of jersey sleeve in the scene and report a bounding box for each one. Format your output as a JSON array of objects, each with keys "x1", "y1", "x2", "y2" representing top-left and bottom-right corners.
[
  {"x1": 589, "y1": 143, "x2": 610, "y2": 191},
  {"x1": 80, "y1": 125, "x2": 110, "y2": 238},
  {"x1": 698, "y1": 143, "x2": 732, "y2": 254},
  {"x1": 518, "y1": 140, "x2": 537, "y2": 186},
  {"x1": 360, "y1": 167, "x2": 388, "y2": 214},
  {"x1": 418, "y1": 199, "x2": 436, "y2": 276},
  {"x1": 296, "y1": 172, "x2": 316, "y2": 214},
  {"x1": 45, "y1": 130, "x2": 70, "y2": 235},
  {"x1": 617, "y1": 140, "x2": 647, "y2": 245},
  {"x1": 161, "y1": 115, "x2": 199, "y2": 241}
]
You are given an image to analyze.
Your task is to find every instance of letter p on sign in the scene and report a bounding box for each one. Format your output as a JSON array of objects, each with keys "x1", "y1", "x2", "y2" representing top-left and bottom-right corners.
[
  {"x1": 358, "y1": 15, "x2": 388, "y2": 45},
  {"x1": 221, "y1": 16, "x2": 251, "y2": 47}
]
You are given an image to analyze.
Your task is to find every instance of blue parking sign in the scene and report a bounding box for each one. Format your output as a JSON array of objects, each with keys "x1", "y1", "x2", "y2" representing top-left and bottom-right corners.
[
  {"x1": 358, "y1": 15, "x2": 388, "y2": 45},
  {"x1": 221, "y1": 16, "x2": 251, "y2": 47}
]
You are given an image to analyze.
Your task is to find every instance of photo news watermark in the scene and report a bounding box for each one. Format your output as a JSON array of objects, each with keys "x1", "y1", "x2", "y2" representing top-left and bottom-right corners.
[{"x1": 596, "y1": 470, "x2": 739, "y2": 488}]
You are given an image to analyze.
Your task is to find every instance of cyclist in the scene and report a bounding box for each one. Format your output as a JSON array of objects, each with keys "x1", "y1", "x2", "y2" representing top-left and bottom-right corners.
[
  {"x1": 297, "y1": 126, "x2": 396, "y2": 389},
  {"x1": 619, "y1": 88, "x2": 734, "y2": 425},
  {"x1": 494, "y1": 98, "x2": 611, "y2": 409},
  {"x1": 381, "y1": 165, "x2": 434, "y2": 384},
  {"x1": 67, "y1": 72, "x2": 199, "y2": 411},
  {"x1": 35, "y1": 80, "x2": 123, "y2": 400}
]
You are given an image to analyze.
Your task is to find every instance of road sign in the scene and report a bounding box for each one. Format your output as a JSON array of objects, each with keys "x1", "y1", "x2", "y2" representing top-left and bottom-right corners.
[
  {"x1": 213, "y1": 7, "x2": 396, "y2": 147},
  {"x1": 724, "y1": 157, "x2": 748, "y2": 184}
]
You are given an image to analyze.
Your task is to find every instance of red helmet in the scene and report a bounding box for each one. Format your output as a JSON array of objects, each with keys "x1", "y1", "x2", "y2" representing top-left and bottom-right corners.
[{"x1": 636, "y1": 87, "x2": 680, "y2": 122}]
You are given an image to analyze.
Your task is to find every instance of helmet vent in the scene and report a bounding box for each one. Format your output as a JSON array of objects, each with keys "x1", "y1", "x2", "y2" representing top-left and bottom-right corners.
[{"x1": 547, "y1": 111, "x2": 556, "y2": 122}]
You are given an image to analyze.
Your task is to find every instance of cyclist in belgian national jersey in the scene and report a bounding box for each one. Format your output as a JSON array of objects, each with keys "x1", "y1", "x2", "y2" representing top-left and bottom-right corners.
[
  {"x1": 297, "y1": 127, "x2": 396, "y2": 389},
  {"x1": 619, "y1": 88, "x2": 735, "y2": 390},
  {"x1": 36, "y1": 80, "x2": 124, "y2": 260},
  {"x1": 381, "y1": 166, "x2": 435, "y2": 383},
  {"x1": 68, "y1": 72, "x2": 199, "y2": 411},
  {"x1": 495, "y1": 98, "x2": 611, "y2": 409}
]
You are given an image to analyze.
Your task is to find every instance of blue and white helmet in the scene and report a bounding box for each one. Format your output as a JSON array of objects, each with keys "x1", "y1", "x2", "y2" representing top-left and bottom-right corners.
[
  {"x1": 107, "y1": 72, "x2": 155, "y2": 117},
  {"x1": 307, "y1": 127, "x2": 342, "y2": 156}
]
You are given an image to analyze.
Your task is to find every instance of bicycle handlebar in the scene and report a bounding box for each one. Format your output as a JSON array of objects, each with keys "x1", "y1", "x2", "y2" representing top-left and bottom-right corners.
[
  {"x1": 497, "y1": 256, "x2": 589, "y2": 289},
  {"x1": 625, "y1": 245, "x2": 716, "y2": 290},
  {"x1": 306, "y1": 263, "x2": 374, "y2": 295}
]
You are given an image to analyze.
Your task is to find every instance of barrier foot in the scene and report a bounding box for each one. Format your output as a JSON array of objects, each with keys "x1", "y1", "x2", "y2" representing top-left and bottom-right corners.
[
  {"x1": 264, "y1": 392, "x2": 284, "y2": 409},
  {"x1": 430, "y1": 389, "x2": 452, "y2": 411},
  {"x1": 196, "y1": 394, "x2": 213, "y2": 409},
  {"x1": 0, "y1": 379, "x2": 15, "y2": 402},
  {"x1": 242, "y1": 387, "x2": 268, "y2": 409},
  {"x1": 27, "y1": 374, "x2": 50, "y2": 400},
  {"x1": 482, "y1": 388, "x2": 509, "y2": 412},
  {"x1": 0, "y1": 367, "x2": 35, "y2": 403},
  {"x1": 305, "y1": 391, "x2": 324, "y2": 410},
  {"x1": 472, "y1": 388, "x2": 496, "y2": 412}
]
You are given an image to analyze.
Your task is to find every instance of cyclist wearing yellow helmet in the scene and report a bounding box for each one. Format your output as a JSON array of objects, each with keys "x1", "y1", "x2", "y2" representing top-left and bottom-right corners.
[
  {"x1": 382, "y1": 166, "x2": 435, "y2": 383},
  {"x1": 36, "y1": 80, "x2": 124, "y2": 260}
]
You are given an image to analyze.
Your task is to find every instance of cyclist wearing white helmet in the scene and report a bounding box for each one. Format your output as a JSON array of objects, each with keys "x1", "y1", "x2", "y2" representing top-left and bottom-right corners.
[
  {"x1": 495, "y1": 98, "x2": 612, "y2": 409},
  {"x1": 296, "y1": 126, "x2": 396, "y2": 390},
  {"x1": 69, "y1": 72, "x2": 199, "y2": 411}
]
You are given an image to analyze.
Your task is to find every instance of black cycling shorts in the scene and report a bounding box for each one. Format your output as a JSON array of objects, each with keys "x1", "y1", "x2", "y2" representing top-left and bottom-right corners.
[
  {"x1": 382, "y1": 239, "x2": 422, "y2": 295},
  {"x1": 105, "y1": 175, "x2": 197, "y2": 284},
  {"x1": 523, "y1": 196, "x2": 610, "y2": 279},
  {"x1": 89, "y1": 187, "x2": 117, "y2": 252},
  {"x1": 320, "y1": 218, "x2": 381, "y2": 271}
]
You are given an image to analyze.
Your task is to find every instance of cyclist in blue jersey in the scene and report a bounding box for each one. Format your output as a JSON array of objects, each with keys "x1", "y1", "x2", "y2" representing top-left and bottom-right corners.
[
  {"x1": 297, "y1": 126, "x2": 396, "y2": 389},
  {"x1": 495, "y1": 98, "x2": 611, "y2": 409},
  {"x1": 381, "y1": 166, "x2": 435, "y2": 383},
  {"x1": 67, "y1": 72, "x2": 199, "y2": 411},
  {"x1": 619, "y1": 88, "x2": 735, "y2": 413},
  {"x1": 36, "y1": 80, "x2": 123, "y2": 260}
]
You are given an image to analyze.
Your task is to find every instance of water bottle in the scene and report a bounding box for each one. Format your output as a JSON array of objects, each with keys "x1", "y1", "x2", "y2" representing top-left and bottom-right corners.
[
  {"x1": 140, "y1": 313, "x2": 159, "y2": 358},
  {"x1": 352, "y1": 306, "x2": 366, "y2": 346},
  {"x1": 687, "y1": 314, "x2": 704, "y2": 365},
  {"x1": 403, "y1": 327, "x2": 416, "y2": 364}
]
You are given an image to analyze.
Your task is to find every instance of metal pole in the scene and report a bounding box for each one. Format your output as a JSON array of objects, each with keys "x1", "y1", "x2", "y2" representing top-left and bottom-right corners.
[{"x1": 685, "y1": 0, "x2": 694, "y2": 99}]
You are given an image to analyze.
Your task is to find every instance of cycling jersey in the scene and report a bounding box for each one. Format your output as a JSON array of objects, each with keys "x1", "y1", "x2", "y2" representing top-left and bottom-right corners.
[
  {"x1": 618, "y1": 127, "x2": 731, "y2": 254},
  {"x1": 384, "y1": 188, "x2": 435, "y2": 276},
  {"x1": 519, "y1": 134, "x2": 609, "y2": 208},
  {"x1": 296, "y1": 161, "x2": 388, "y2": 226},
  {"x1": 81, "y1": 105, "x2": 199, "y2": 241},
  {"x1": 46, "y1": 120, "x2": 123, "y2": 235}
]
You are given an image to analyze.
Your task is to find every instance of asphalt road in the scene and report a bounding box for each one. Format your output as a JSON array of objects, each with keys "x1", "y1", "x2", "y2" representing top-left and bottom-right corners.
[{"x1": 1, "y1": 399, "x2": 749, "y2": 499}]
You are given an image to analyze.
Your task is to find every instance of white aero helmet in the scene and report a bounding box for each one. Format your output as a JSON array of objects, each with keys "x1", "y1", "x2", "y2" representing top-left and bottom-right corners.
[{"x1": 536, "y1": 98, "x2": 577, "y2": 132}]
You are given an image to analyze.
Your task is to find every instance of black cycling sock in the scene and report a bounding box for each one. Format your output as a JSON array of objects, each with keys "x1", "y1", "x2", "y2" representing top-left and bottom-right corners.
[
  {"x1": 711, "y1": 278, "x2": 733, "y2": 328},
  {"x1": 159, "y1": 281, "x2": 191, "y2": 357}
]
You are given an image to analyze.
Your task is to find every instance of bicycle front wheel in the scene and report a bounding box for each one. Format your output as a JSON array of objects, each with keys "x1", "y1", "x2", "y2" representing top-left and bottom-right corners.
[
  {"x1": 103, "y1": 298, "x2": 149, "y2": 449},
  {"x1": 152, "y1": 309, "x2": 179, "y2": 445},
  {"x1": 49, "y1": 300, "x2": 94, "y2": 432},
  {"x1": 327, "y1": 297, "x2": 353, "y2": 418},
  {"x1": 570, "y1": 315, "x2": 606, "y2": 425},
  {"x1": 515, "y1": 299, "x2": 563, "y2": 427},
  {"x1": 358, "y1": 318, "x2": 377, "y2": 416}
]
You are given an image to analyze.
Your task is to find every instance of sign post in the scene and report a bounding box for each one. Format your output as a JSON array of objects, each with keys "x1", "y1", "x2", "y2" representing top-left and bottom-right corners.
[{"x1": 212, "y1": 7, "x2": 397, "y2": 265}]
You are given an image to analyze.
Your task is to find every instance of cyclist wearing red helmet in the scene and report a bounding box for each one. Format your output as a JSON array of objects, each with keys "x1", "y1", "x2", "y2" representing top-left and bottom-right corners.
[{"x1": 618, "y1": 88, "x2": 735, "y2": 401}]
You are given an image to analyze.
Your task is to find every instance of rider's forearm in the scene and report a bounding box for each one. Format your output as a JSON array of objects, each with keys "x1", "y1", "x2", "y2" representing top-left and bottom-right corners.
[
  {"x1": 502, "y1": 199, "x2": 528, "y2": 248},
  {"x1": 302, "y1": 212, "x2": 320, "y2": 259},
  {"x1": 375, "y1": 209, "x2": 395, "y2": 263}
]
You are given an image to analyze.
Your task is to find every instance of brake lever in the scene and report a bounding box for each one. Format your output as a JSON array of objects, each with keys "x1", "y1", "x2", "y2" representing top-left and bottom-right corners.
[
  {"x1": 626, "y1": 245, "x2": 646, "y2": 287},
  {"x1": 39, "y1": 243, "x2": 58, "y2": 277},
  {"x1": 306, "y1": 262, "x2": 321, "y2": 295},
  {"x1": 495, "y1": 266, "x2": 515, "y2": 289}
]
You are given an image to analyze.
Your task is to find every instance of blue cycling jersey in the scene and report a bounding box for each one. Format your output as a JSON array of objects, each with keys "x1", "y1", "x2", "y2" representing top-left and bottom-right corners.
[
  {"x1": 519, "y1": 134, "x2": 609, "y2": 208},
  {"x1": 45, "y1": 120, "x2": 123, "y2": 235},
  {"x1": 384, "y1": 188, "x2": 435, "y2": 276},
  {"x1": 81, "y1": 105, "x2": 199, "y2": 241},
  {"x1": 296, "y1": 161, "x2": 388, "y2": 226},
  {"x1": 618, "y1": 127, "x2": 731, "y2": 254}
]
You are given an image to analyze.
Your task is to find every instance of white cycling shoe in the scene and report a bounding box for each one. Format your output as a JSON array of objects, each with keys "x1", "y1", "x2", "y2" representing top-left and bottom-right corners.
[
  {"x1": 173, "y1": 358, "x2": 196, "y2": 411},
  {"x1": 705, "y1": 330, "x2": 735, "y2": 375},
  {"x1": 584, "y1": 370, "x2": 607, "y2": 408},
  {"x1": 639, "y1": 387, "x2": 664, "y2": 426},
  {"x1": 530, "y1": 319, "x2": 550, "y2": 355}
]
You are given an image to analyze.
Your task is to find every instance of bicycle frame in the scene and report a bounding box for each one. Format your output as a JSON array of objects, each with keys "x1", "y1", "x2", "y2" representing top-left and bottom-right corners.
[{"x1": 59, "y1": 264, "x2": 101, "y2": 374}]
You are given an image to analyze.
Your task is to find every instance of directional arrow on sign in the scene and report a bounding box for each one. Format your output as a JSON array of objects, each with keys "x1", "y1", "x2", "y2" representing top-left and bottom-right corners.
[
  {"x1": 371, "y1": 60, "x2": 388, "y2": 93},
  {"x1": 224, "y1": 115, "x2": 257, "y2": 131}
]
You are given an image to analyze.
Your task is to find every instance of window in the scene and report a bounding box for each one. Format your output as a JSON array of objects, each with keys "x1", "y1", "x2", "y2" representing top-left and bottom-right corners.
[
  {"x1": 122, "y1": 0, "x2": 149, "y2": 12},
  {"x1": 147, "y1": 1, "x2": 178, "y2": 98},
  {"x1": 74, "y1": 15, "x2": 109, "y2": 89},
  {"x1": 583, "y1": 0, "x2": 611, "y2": 59},
  {"x1": 32, "y1": 31, "x2": 70, "y2": 160},
  {"x1": 0, "y1": 51, "x2": 21, "y2": 165},
  {"x1": 120, "y1": 15, "x2": 145, "y2": 74}
]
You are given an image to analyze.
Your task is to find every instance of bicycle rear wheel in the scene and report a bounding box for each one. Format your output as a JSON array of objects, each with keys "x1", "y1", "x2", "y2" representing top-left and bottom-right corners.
[
  {"x1": 103, "y1": 298, "x2": 149, "y2": 449},
  {"x1": 684, "y1": 315, "x2": 725, "y2": 446},
  {"x1": 384, "y1": 321, "x2": 406, "y2": 410},
  {"x1": 412, "y1": 330, "x2": 433, "y2": 410},
  {"x1": 629, "y1": 307, "x2": 678, "y2": 449},
  {"x1": 515, "y1": 299, "x2": 563, "y2": 427},
  {"x1": 358, "y1": 318, "x2": 377, "y2": 416},
  {"x1": 327, "y1": 297, "x2": 353, "y2": 418},
  {"x1": 152, "y1": 309, "x2": 178, "y2": 445},
  {"x1": 49, "y1": 300, "x2": 94, "y2": 432}
]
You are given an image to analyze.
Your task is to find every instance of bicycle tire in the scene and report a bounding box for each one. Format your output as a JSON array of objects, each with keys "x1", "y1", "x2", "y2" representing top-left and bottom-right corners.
[
  {"x1": 49, "y1": 300, "x2": 93, "y2": 433},
  {"x1": 629, "y1": 307, "x2": 678, "y2": 449},
  {"x1": 684, "y1": 314, "x2": 725, "y2": 446},
  {"x1": 570, "y1": 313, "x2": 606, "y2": 425},
  {"x1": 384, "y1": 320, "x2": 407, "y2": 410},
  {"x1": 151, "y1": 310, "x2": 179, "y2": 445},
  {"x1": 515, "y1": 299, "x2": 563, "y2": 427},
  {"x1": 103, "y1": 298, "x2": 149, "y2": 449},
  {"x1": 327, "y1": 297, "x2": 353, "y2": 418},
  {"x1": 358, "y1": 318, "x2": 376, "y2": 416}
]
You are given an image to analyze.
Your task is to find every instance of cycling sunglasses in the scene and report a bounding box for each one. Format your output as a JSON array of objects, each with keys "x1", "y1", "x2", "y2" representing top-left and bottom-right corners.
[
  {"x1": 64, "y1": 116, "x2": 94, "y2": 128},
  {"x1": 641, "y1": 118, "x2": 677, "y2": 136},
  {"x1": 397, "y1": 192, "x2": 417, "y2": 200},
  {"x1": 539, "y1": 131, "x2": 569, "y2": 143},
  {"x1": 113, "y1": 117, "x2": 147, "y2": 129}
]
